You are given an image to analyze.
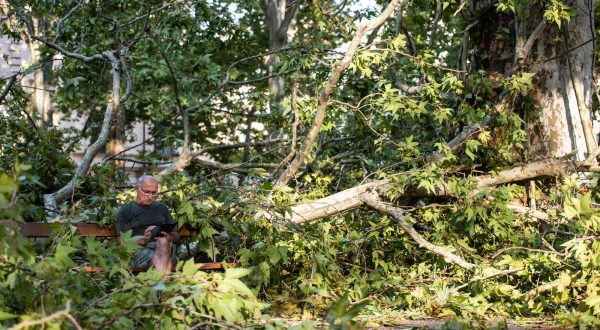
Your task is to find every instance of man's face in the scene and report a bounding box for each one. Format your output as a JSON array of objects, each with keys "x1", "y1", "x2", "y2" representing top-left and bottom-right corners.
[{"x1": 136, "y1": 179, "x2": 159, "y2": 206}]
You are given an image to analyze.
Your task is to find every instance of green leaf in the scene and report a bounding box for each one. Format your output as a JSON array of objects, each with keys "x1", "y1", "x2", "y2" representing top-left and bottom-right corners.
[
  {"x1": 0, "y1": 311, "x2": 18, "y2": 320},
  {"x1": 225, "y1": 267, "x2": 252, "y2": 280},
  {"x1": 222, "y1": 278, "x2": 254, "y2": 297},
  {"x1": 54, "y1": 243, "x2": 76, "y2": 268},
  {"x1": 182, "y1": 259, "x2": 199, "y2": 276}
]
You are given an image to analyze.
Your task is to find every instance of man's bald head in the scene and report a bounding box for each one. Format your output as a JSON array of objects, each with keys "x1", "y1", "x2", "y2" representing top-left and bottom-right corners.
[
  {"x1": 138, "y1": 175, "x2": 158, "y2": 187},
  {"x1": 136, "y1": 175, "x2": 159, "y2": 206}
]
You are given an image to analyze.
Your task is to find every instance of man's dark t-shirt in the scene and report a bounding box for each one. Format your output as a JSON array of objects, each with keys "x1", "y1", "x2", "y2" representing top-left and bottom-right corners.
[{"x1": 116, "y1": 201, "x2": 174, "y2": 238}]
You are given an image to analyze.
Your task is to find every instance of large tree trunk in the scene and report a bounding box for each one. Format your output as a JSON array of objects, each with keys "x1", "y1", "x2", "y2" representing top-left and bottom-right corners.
[
  {"x1": 260, "y1": 0, "x2": 299, "y2": 112},
  {"x1": 474, "y1": 1, "x2": 596, "y2": 160},
  {"x1": 526, "y1": 0, "x2": 596, "y2": 160},
  {"x1": 28, "y1": 20, "x2": 53, "y2": 125}
]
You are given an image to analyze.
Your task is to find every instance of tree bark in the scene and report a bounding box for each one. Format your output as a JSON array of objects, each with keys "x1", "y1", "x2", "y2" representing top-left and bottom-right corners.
[
  {"x1": 27, "y1": 19, "x2": 53, "y2": 125},
  {"x1": 261, "y1": 0, "x2": 300, "y2": 111},
  {"x1": 526, "y1": 1, "x2": 596, "y2": 160},
  {"x1": 43, "y1": 52, "x2": 121, "y2": 218},
  {"x1": 280, "y1": 157, "x2": 578, "y2": 224}
]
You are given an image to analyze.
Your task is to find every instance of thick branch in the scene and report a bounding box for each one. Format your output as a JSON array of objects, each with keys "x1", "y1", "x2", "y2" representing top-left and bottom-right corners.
[
  {"x1": 428, "y1": 0, "x2": 442, "y2": 48},
  {"x1": 524, "y1": 277, "x2": 565, "y2": 301},
  {"x1": 276, "y1": 0, "x2": 406, "y2": 187},
  {"x1": 119, "y1": 47, "x2": 132, "y2": 102},
  {"x1": 506, "y1": 203, "x2": 549, "y2": 220},
  {"x1": 277, "y1": 1, "x2": 300, "y2": 39},
  {"x1": 284, "y1": 157, "x2": 577, "y2": 224},
  {"x1": 515, "y1": 19, "x2": 546, "y2": 66},
  {"x1": 157, "y1": 139, "x2": 286, "y2": 176},
  {"x1": 361, "y1": 191, "x2": 475, "y2": 270},
  {"x1": 43, "y1": 52, "x2": 120, "y2": 217}
]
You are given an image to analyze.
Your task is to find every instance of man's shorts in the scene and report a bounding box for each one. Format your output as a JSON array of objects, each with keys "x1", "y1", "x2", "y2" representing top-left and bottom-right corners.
[
  {"x1": 130, "y1": 241, "x2": 178, "y2": 270},
  {"x1": 131, "y1": 241, "x2": 157, "y2": 270}
]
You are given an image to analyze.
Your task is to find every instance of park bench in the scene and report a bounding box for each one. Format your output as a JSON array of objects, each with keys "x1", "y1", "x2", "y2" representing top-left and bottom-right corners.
[{"x1": 19, "y1": 222, "x2": 237, "y2": 272}]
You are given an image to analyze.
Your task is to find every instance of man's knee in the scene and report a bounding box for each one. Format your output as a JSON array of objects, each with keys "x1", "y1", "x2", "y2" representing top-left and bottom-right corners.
[{"x1": 155, "y1": 236, "x2": 171, "y2": 252}]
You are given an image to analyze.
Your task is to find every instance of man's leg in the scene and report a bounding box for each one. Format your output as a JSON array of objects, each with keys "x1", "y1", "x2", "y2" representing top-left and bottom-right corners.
[{"x1": 151, "y1": 236, "x2": 172, "y2": 273}]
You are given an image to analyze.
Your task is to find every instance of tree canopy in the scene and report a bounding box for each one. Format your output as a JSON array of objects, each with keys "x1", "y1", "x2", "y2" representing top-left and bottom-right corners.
[{"x1": 1, "y1": 0, "x2": 600, "y2": 328}]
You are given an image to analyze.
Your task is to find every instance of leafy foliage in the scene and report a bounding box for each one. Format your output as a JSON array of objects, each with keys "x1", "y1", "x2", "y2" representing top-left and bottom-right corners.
[{"x1": 1, "y1": 0, "x2": 600, "y2": 328}]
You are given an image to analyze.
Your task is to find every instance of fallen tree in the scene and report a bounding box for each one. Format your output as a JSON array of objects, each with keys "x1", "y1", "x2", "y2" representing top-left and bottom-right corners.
[{"x1": 275, "y1": 156, "x2": 584, "y2": 224}]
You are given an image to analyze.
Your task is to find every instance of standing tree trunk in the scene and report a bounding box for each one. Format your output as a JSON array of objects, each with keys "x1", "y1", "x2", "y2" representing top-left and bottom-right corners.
[
  {"x1": 260, "y1": 0, "x2": 299, "y2": 113},
  {"x1": 28, "y1": 19, "x2": 53, "y2": 125},
  {"x1": 472, "y1": 1, "x2": 596, "y2": 160},
  {"x1": 526, "y1": 0, "x2": 596, "y2": 160}
]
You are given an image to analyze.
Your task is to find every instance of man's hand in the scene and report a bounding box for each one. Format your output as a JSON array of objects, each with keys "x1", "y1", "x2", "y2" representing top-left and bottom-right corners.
[
  {"x1": 159, "y1": 231, "x2": 172, "y2": 243},
  {"x1": 138, "y1": 225, "x2": 156, "y2": 246}
]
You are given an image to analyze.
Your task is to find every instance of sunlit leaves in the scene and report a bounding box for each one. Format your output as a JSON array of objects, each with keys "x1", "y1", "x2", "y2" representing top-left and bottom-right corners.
[
  {"x1": 506, "y1": 72, "x2": 535, "y2": 95},
  {"x1": 543, "y1": 0, "x2": 576, "y2": 27},
  {"x1": 562, "y1": 192, "x2": 600, "y2": 232},
  {"x1": 496, "y1": 0, "x2": 529, "y2": 15}
]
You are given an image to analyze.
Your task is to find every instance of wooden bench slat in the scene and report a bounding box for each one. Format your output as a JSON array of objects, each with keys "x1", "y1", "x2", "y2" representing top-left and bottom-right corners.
[
  {"x1": 81, "y1": 262, "x2": 239, "y2": 273},
  {"x1": 19, "y1": 223, "x2": 194, "y2": 237}
]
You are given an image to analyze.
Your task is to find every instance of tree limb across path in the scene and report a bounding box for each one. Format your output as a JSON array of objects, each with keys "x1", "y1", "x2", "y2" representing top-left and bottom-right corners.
[{"x1": 278, "y1": 157, "x2": 577, "y2": 224}]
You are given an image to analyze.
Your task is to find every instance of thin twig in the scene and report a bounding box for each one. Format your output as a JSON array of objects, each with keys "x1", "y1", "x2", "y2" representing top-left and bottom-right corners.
[
  {"x1": 10, "y1": 300, "x2": 82, "y2": 330},
  {"x1": 186, "y1": 46, "x2": 298, "y2": 114},
  {"x1": 490, "y1": 247, "x2": 564, "y2": 260},
  {"x1": 52, "y1": 0, "x2": 86, "y2": 43},
  {"x1": 0, "y1": 76, "x2": 16, "y2": 105},
  {"x1": 31, "y1": 36, "x2": 105, "y2": 62},
  {"x1": 453, "y1": 268, "x2": 524, "y2": 291}
]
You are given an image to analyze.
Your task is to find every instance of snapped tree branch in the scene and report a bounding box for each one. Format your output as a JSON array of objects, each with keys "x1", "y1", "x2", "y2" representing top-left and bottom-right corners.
[{"x1": 276, "y1": 0, "x2": 407, "y2": 187}]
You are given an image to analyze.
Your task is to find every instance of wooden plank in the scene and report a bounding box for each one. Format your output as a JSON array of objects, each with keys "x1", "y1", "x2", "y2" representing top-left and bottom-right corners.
[
  {"x1": 19, "y1": 223, "x2": 195, "y2": 237},
  {"x1": 19, "y1": 223, "x2": 56, "y2": 237},
  {"x1": 74, "y1": 223, "x2": 117, "y2": 237},
  {"x1": 19, "y1": 223, "x2": 117, "y2": 237},
  {"x1": 198, "y1": 262, "x2": 238, "y2": 270},
  {"x1": 80, "y1": 262, "x2": 239, "y2": 273}
]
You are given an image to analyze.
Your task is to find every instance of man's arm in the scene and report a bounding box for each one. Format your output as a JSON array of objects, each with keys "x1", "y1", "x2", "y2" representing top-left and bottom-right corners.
[{"x1": 169, "y1": 230, "x2": 181, "y2": 244}]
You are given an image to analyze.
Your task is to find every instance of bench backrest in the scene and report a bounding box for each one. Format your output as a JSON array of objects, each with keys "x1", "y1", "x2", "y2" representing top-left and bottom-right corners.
[{"x1": 19, "y1": 223, "x2": 195, "y2": 238}]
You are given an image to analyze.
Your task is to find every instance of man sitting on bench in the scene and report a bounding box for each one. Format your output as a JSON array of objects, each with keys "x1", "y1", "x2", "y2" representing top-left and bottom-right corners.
[{"x1": 116, "y1": 175, "x2": 179, "y2": 273}]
